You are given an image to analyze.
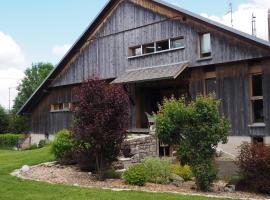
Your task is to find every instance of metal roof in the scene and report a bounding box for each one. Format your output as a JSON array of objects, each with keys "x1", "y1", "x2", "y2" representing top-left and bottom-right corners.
[
  {"x1": 18, "y1": 0, "x2": 270, "y2": 114},
  {"x1": 112, "y1": 62, "x2": 189, "y2": 84}
]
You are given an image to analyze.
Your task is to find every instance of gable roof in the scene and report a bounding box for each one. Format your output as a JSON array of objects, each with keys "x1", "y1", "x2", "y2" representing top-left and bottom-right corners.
[{"x1": 18, "y1": 0, "x2": 270, "y2": 115}]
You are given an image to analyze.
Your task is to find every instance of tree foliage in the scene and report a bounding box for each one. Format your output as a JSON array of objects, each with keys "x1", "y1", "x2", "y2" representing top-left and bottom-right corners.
[
  {"x1": 237, "y1": 143, "x2": 270, "y2": 193},
  {"x1": 72, "y1": 78, "x2": 130, "y2": 175},
  {"x1": 155, "y1": 95, "x2": 230, "y2": 190},
  {"x1": 13, "y1": 62, "x2": 53, "y2": 112},
  {"x1": 0, "y1": 105, "x2": 9, "y2": 134}
]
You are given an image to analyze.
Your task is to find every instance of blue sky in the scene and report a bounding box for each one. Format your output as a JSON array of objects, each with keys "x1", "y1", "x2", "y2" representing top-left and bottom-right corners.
[{"x1": 1, "y1": 0, "x2": 269, "y2": 108}]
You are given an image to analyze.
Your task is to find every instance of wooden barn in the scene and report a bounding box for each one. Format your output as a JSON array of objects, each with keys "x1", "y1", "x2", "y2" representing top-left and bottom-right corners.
[{"x1": 18, "y1": 0, "x2": 270, "y2": 156}]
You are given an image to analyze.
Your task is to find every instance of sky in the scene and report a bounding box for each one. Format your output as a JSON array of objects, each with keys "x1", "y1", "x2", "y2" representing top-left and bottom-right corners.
[{"x1": 0, "y1": 0, "x2": 270, "y2": 109}]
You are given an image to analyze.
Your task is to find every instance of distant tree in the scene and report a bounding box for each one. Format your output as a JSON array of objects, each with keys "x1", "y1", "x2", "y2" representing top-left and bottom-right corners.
[
  {"x1": 8, "y1": 112, "x2": 29, "y2": 134},
  {"x1": 0, "y1": 105, "x2": 9, "y2": 133},
  {"x1": 72, "y1": 78, "x2": 130, "y2": 176},
  {"x1": 13, "y1": 62, "x2": 54, "y2": 113}
]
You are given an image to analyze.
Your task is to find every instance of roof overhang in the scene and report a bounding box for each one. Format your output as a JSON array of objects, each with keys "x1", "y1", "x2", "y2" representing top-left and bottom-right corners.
[{"x1": 112, "y1": 61, "x2": 189, "y2": 84}]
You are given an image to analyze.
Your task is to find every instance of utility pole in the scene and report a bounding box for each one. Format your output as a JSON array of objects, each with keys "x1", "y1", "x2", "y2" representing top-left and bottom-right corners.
[{"x1": 8, "y1": 87, "x2": 16, "y2": 113}]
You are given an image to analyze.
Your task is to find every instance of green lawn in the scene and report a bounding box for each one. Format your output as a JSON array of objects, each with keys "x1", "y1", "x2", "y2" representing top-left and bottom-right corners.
[{"x1": 0, "y1": 148, "x2": 231, "y2": 200}]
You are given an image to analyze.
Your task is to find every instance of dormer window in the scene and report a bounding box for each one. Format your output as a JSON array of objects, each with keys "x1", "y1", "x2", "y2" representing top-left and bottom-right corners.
[{"x1": 199, "y1": 33, "x2": 212, "y2": 58}]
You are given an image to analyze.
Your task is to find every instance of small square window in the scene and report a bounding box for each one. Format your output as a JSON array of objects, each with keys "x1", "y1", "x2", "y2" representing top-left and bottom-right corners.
[
  {"x1": 156, "y1": 40, "x2": 169, "y2": 52},
  {"x1": 142, "y1": 43, "x2": 155, "y2": 54},
  {"x1": 252, "y1": 137, "x2": 264, "y2": 145},
  {"x1": 170, "y1": 38, "x2": 185, "y2": 49},
  {"x1": 199, "y1": 33, "x2": 211, "y2": 58}
]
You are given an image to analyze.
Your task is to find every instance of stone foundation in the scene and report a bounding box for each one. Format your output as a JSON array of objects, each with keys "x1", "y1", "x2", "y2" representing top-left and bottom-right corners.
[{"x1": 121, "y1": 134, "x2": 158, "y2": 164}]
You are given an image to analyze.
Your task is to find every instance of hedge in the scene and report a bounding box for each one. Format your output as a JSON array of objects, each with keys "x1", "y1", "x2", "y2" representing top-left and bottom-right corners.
[{"x1": 0, "y1": 134, "x2": 23, "y2": 149}]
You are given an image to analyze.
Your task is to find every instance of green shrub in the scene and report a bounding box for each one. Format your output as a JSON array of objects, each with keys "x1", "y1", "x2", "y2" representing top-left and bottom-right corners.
[
  {"x1": 123, "y1": 164, "x2": 147, "y2": 186},
  {"x1": 155, "y1": 95, "x2": 230, "y2": 190},
  {"x1": 38, "y1": 140, "x2": 49, "y2": 148},
  {"x1": 171, "y1": 163, "x2": 193, "y2": 181},
  {"x1": 51, "y1": 129, "x2": 74, "y2": 164},
  {"x1": 192, "y1": 160, "x2": 217, "y2": 191},
  {"x1": 102, "y1": 169, "x2": 121, "y2": 179},
  {"x1": 25, "y1": 143, "x2": 39, "y2": 150},
  {"x1": 142, "y1": 157, "x2": 171, "y2": 184},
  {"x1": 0, "y1": 133, "x2": 22, "y2": 149}
]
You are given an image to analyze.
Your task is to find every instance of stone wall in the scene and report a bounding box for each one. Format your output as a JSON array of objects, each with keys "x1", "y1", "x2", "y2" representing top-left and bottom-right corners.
[{"x1": 121, "y1": 134, "x2": 158, "y2": 164}]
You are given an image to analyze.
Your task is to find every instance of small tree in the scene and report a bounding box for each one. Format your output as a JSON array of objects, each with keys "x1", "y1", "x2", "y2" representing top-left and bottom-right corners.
[
  {"x1": 155, "y1": 95, "x2": 230, "y2": 190},
  {"x1": 8, "y1": 112, "x2": 29, "y2": 133},
  {"x1": 72, "y1": 78, "x2": 129, "y2": 176},
  {"x1": 0, "y1": 105, "x2": 9, "y2": 133}
]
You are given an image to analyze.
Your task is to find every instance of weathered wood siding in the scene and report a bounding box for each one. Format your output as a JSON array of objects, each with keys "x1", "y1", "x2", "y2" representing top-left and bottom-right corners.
[
  {"x1": 51, "y1": 0, "x2": 269, "y2": 87},
  {"x1": 30, "y1": 86, "x2": 78, "y2": 134},
  {"x1": 189, "y1": 60, "x2": 270, "y2": 137}
]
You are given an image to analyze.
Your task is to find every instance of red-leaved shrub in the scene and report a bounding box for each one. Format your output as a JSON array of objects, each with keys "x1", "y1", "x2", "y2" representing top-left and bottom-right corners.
[
  {"x1": 237, "y1": 143, "x2": 270, "y2": 193},
  {"x1": 72, "y1": 78, "x2": 130, "y2": 175}
]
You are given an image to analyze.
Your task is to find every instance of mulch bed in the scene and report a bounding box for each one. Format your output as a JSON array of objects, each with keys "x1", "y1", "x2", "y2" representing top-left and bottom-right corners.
[{"x1": 12, "y1": 162, "x2": 270, "y2": 200}]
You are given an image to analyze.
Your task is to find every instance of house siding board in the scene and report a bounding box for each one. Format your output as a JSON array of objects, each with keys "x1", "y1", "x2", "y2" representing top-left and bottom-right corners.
[
  {"x1": 30, "y1": 86, "x2": 77, "y2": 135},
  {"x1": 262, "y1": 59, "x2": 270, "y2": 136},
  {"x1": 189, "y1": 62, "x2": 270, "y2": 137},
  {"x1": 216, "y1": 63, "x2": 250, "y2": 136},
  {"x1": 50, "y1": 0, "x2": 269, "y2": 88}
]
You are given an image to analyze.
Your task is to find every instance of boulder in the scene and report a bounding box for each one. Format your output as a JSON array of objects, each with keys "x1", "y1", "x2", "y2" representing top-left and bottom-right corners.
[
  {"x1": 170, "y1": 173, "x2": 184, "y2": 187},
  {"x1": 20, "y1": 165, "x2": 30, "y2": 173}
]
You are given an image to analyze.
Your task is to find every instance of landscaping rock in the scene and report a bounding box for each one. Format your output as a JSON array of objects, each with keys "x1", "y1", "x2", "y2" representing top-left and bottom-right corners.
[
  {"x1": 20, "y1": 165, "x2": 30, "y2": 173},
  {"x1": 224, "y1": 184, "x2": 235, "y2": 193},
  {"x1": 170, "y1": 173, "x2": 184, "y2": 187}
]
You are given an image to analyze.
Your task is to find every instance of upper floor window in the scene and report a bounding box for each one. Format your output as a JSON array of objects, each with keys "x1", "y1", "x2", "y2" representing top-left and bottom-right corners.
[
  {"x1": 170, "y1": 37, "x2": 185, "y2": 49},
  {"x1": 142, "y1": 43, "x2": 155, "y2": 54},
  {"x1": 156, "y1": 40, "x2": 169, "y2": 52},
  {"x1": 199, "y1": 33, "x2": 212, "y2": 58},
  {"x1": 250, "y1": 73, "x2": 264, "y2": 123},
  {"x1": 129, "y1": 37, "x2": 185, "y2": 57}
]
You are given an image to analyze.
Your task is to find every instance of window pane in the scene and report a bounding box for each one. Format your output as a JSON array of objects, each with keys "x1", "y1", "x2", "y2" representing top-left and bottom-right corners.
[
  {"x1": 130, "y1": 46, "x2": 142, "y2": 56},
  {"x1": 142, "y1": 43, "x2": 155, "y2": 54},
  {"x1": 252, "y1": 99, "x2": 264, "y2": 123},
  {"x1": 156, "y1": 40, "x2": 169, "y2": 51},
  {"x1": 200, "y1": 33, "x2": 211, "y2": 57},
  {"x1": 170, "y1": 38, "x2": 184, "y2": 49},
  {"x1": 252, "y1": 74, "x2": 263, "y2": 96},
  {"x1": 205, "y1": 78, "x2": 216, "y2": 95}
]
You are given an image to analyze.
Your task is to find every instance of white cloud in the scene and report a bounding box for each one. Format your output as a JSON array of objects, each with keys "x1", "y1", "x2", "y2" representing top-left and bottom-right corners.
[
  {"x1": 0, "y1": 32, "x2": 26, "y2": 70},
  {"x1": 0, "y1": 68, "x2": 24, "y2": 110},
  {"x1": 0, "y1": 32, "x2": 26, "y2": 109},
  {"x1": 201, "y1": 0, "x2": 270, "y2": 41},
  {"x1": 52, "y1": 44, "x2": 72, "y2": 57}
]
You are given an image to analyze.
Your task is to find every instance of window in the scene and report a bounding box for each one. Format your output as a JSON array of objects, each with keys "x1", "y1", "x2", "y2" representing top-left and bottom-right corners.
[
  {"x1": 128, "y1": 36, "x2": 185, "y2": 57},
  {"x1": 142, "y1": 43, "x2": 155, "y2": 54},
  {"x1": 199, "y1": 33, "x2": 212, "y2": 58},
  {"x1": 252, "y1": 136, "x2": 264, "y2": 145},
  {"x1": 50, "y1": 103, "x2": 71, "y2": 112},
  {"x1": 250, "y1": 73, "x2": 264, "y2": 123},
  {"x1": 205, "y1": 78, "x2": 217, "y2": 95},
  {"x1": 170, "y1": 37, "x2": 185, "y2": 49},
  {"x1": 156, "y1": 40, "x2": 169, "y2": 52},
  {"x1": 130, "y1": 46, "x2": 142, "y2": 56}
]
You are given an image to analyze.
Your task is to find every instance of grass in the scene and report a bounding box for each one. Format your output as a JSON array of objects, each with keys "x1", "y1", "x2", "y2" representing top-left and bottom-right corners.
[{"x1": 0, "y1": 147, "x2": 231, "y2": 200}]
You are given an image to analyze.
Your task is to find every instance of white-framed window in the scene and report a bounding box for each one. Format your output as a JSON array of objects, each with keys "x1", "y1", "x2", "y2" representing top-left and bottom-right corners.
[
  {"x1": 199, "y1": 33, "x2": 212, "y2": 58},
  {"x1": 128, "y1": 37, "x2": 185, "y2": 57},
  {"x1": 50, "y1": 103, "x2": 72, "y2": 112},
  {"x1": 250, "y1": 73, "x2": 264, "y2": 123}
]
